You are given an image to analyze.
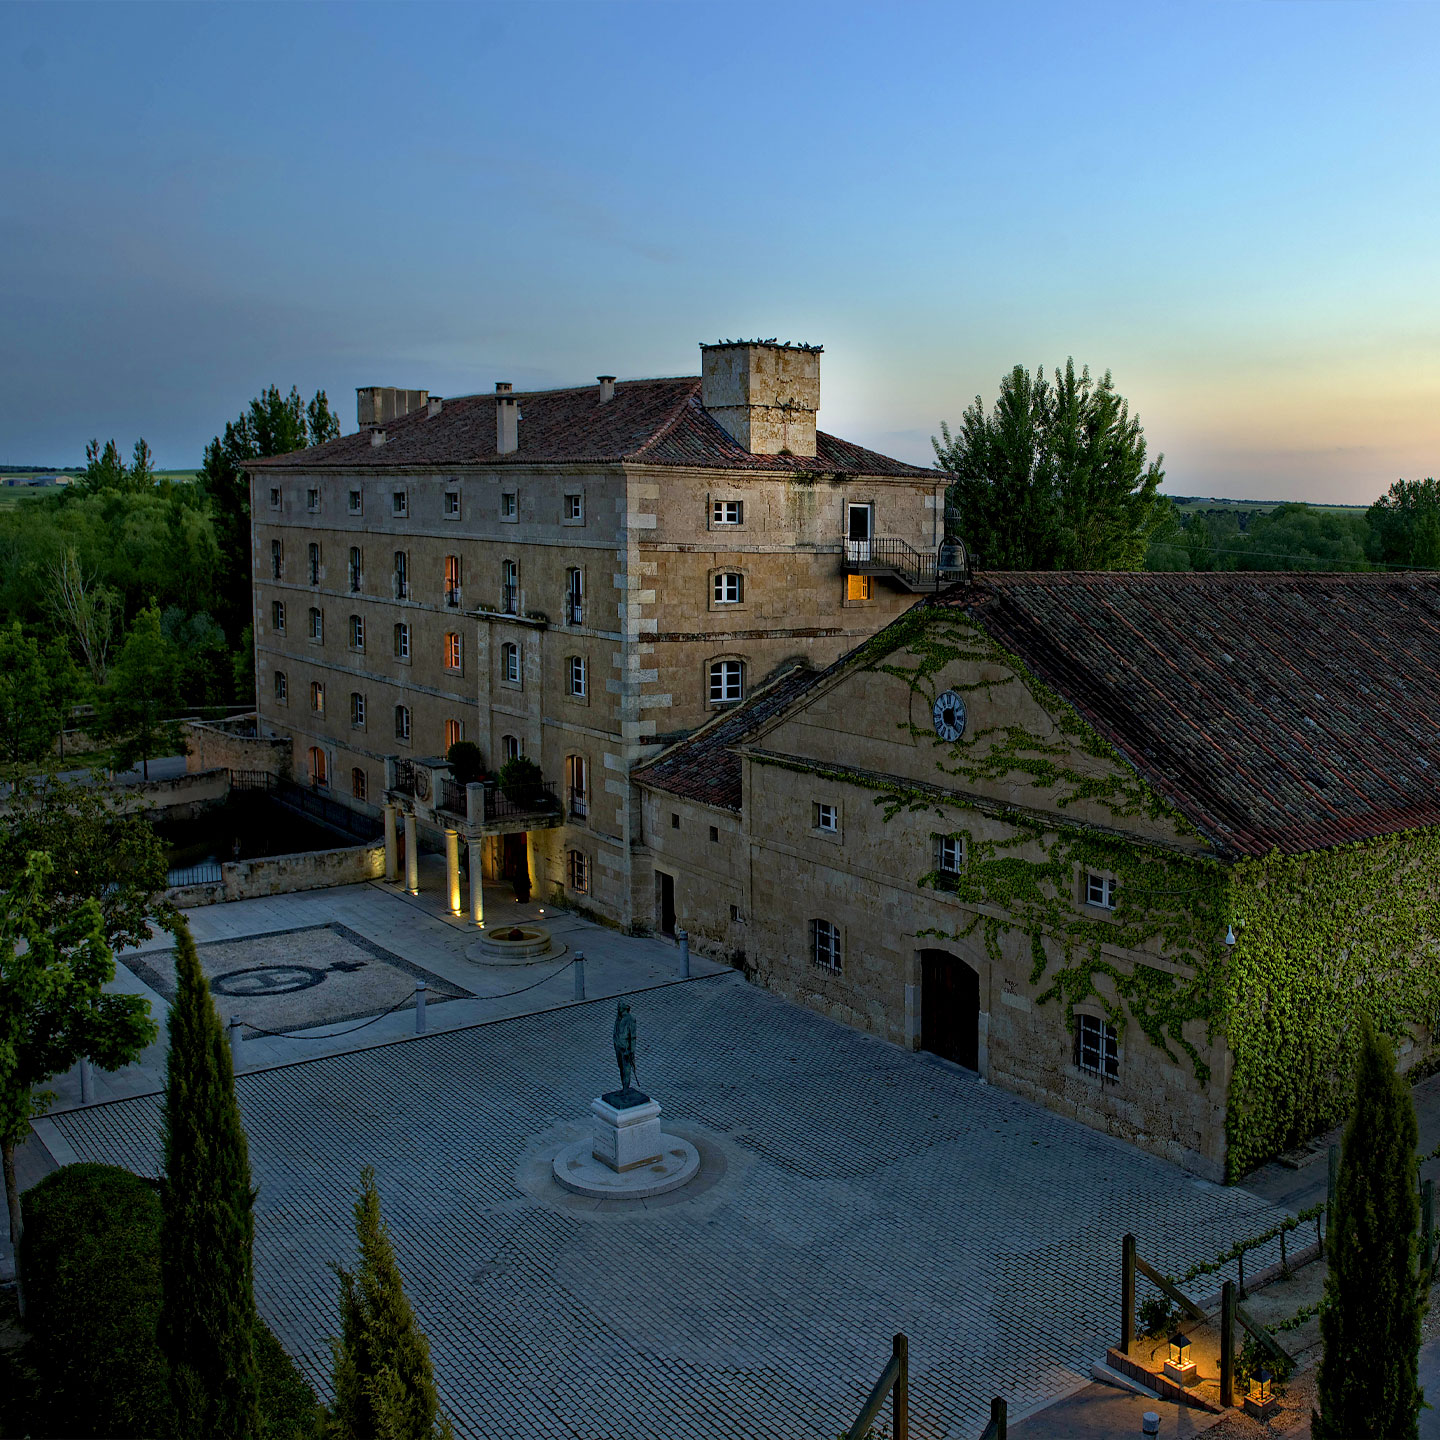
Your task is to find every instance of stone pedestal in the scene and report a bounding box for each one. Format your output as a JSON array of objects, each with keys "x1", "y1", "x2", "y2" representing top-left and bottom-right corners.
[
  {"x1": 551, "y1": 1088, "x2": 700, "y2": 1200},
  {"x1": 592, "y1": 1091, "x2": 662, "y2": 1172}
]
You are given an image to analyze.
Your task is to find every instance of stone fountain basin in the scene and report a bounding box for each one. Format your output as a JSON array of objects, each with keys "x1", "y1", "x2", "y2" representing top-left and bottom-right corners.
[{"x1": 467, "y1": 924, "x2": 557, "y2": 965}]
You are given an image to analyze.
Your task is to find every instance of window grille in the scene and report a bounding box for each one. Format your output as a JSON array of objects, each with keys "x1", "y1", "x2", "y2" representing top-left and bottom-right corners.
[
  {"x1": 811, "y1": 919, "x2": 842, "y2": 973},
  {"x1": 568, "y1": 850, "x2": 590, "y2": 894},
  {"x1": 502, "y1": 559, "x2": 518, "y2": 614},
  {"x1": 1076, "y1": 1013, "x2": 1119, "y2": 1081},
  {"x1": 567, "y1": 755, "x2": 587, "y2": 820}
]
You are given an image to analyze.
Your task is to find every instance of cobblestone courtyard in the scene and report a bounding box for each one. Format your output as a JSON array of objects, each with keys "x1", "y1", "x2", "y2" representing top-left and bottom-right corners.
[{"x1": 48, "y1": 971, "x2": 1291, "y2": 1439}]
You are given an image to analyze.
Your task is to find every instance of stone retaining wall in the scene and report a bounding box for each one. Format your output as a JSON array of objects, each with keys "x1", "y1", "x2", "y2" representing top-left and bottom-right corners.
[
  {"x1": 184, "y1": 716, "x2": 293, "y2": 778},
  {"x1": 166, "y1": 840, "x2": 386, "y2": 907}
]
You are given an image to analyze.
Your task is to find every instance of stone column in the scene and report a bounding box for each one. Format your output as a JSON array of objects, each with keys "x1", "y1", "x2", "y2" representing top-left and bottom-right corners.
[
  {"x1": 445, "y1": 829, "x2": 462, "y2": 915},
  {"x1": 468, "y1": 839, "x2": 484, "y2": 927},
  {"x1": 404, "y1": 811, "x2": 419, "y2": 894},
  {"x1": 384, "y1": 804, "x2": 398, "y2": 882}
]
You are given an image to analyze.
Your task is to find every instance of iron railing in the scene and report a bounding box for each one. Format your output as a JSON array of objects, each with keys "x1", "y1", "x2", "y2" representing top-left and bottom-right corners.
[
  {"x1": 565, "y1": 598, "x2": 583, "y2": 625},
  {"x1": 438, "y1": 777, "x2": 468, "y2": 816},
  {"x1": 501, "y1": 585, "x2": 519, "y2": 615},
  {"x1": 484, "y1": 778, "x2": 560, "y2": 823},
  {"x1": 843, "y1": 537, "x2": 968, "y2": 590},
  {"x1": 444, "y1": 587, "x2": 463, "y2": 608},
  {"x1": 391, "y1": 760, "x2": 418, "y2": 797},
  {"x1": 569, "y1": 789, "x2": 587, "y2": 820},
  {"x1": 168, "y1": 860, "x2": 223, "y2": 887}
]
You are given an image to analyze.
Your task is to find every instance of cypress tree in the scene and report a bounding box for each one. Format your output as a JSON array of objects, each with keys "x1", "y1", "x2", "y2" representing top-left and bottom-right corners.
[
  {"x1": 158, "y1": 922, "x2": 262, "y2": 1438},
  {"x1": 328, "y1": 1167, "x2": 452, "y2": 1440},
  {"x1": 1313, "y1": 1013, "x2": 1425, "y2": 1439}
]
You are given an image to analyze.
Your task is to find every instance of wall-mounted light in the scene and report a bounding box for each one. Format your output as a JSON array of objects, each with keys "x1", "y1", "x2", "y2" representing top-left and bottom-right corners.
[{"x1": 1225, "y1": 925, "x2": 1237, "y2": 948}]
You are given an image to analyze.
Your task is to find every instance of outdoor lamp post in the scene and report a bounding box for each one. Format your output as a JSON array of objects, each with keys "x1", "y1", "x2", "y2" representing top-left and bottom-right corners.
[
  {"x1": 1243, "y1": 1366, "x2": 1278, "y2": 1418},
  {"x1": 1164, "y1": 1332, "x2": 1197, "y2": 1385}
]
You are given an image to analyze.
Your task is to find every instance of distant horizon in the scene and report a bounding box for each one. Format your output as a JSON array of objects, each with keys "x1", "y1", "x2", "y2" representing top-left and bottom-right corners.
[{"x1": 4, "y1": 2, "x2": 1438, "y2": 505}]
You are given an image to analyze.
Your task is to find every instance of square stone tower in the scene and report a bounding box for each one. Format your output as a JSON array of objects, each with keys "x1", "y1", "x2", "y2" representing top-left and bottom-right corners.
[{"x1": 699, "y1": 341, "x2": 821, "y2": 457}]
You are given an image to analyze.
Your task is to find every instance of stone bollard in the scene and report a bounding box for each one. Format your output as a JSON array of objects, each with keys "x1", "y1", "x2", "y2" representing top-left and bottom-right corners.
[
  {"x1": 79, "y1": 1057, "x2": 93, "y2": 1105},
  {"x1": 1142, "y1": 1412, "x2": 1160, "y2": 1437},
  {"x1": 574, "y1": 952, "x2": 586, "y2": 1001},
  {"x1": 415, "y1": 981, "x2": 427, "y2": 1034},
  {"x1": 229, "y1": 1015, "x2": 243, "y2": 1070},
  {"x1": 677, "y1": 927, "x2": 690, "y2": 979}
]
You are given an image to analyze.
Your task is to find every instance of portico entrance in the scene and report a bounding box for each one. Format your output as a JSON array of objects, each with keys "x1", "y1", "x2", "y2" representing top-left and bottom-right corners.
[{"x1": 920, "y1": 949, "x2": 979, "y2": 1071}]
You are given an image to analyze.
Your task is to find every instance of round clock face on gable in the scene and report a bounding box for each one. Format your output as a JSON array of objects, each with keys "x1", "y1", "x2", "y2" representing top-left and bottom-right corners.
[{"x1": 932, "y1": 690, "x2": 967, "y2": 742}]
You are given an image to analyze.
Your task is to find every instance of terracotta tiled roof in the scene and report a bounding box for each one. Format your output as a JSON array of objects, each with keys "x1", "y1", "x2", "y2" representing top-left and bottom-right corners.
[
  {"x1": 250, "y1": 377, "x2": 935, "y2": 478},
  {"x1": 945, "y1": 571, "x2": 1440, "y2": 857},
  {"x1": 633, "y1": 665, "x2": 823, "y2": 811}
]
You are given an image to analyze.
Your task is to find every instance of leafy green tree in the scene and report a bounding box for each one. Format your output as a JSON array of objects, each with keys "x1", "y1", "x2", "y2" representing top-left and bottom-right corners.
[
  {"x1": 47, "y1": 545, "x2": 120, "y2": 686},
  {"x1": 159, "y1": 922, "x2": 262, "y2": 1440},
  {"x1": 935, "y1": 360, "x2": 1164, "y2": 571},
  {"x1": 94, "y1": 603, "x2": 182, "y2": 778},
  {"x1": 43, "y1": 635, "x2": 87, "y2": 762},
  {"x1": 0, "y1": 854, "x2": 157, "y2": 1272},
  {"x1": 78, "y1": 438, "x2": 129, "y2": 496},
  {"x1": 1367, "y1": 477, "x2": 1440, "y2": 570},
  {"x1": 202, "y1": 386, "x2": 340, "y2": 640},
  {"x1": 0, "y1": 777, "x2": 177, "y2": 952},
  {"x1": 1234, "y1": 504, "x2": 1370, "y2": 571},
  {"x1": 1312, "y1": 1014, "x2": 1425, "y2": 1439},
  {"x1": 445, "y1": 741, "x2": 484, "y2": 786},
  {"x1": 327, "y1": 1167, "x2": 452, "y2": 1440},
  {"x1": 130, "y1": 438, "x2": 156, "y2": 491},
  {"x1": 0, "y1": 622, "x2": 54, "y2": 777}
]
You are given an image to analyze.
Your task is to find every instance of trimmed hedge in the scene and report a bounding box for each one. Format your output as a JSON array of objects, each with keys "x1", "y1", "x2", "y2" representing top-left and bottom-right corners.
[{"x1": 13, "y1": 1161, "x2": 321, "y2": 1439}]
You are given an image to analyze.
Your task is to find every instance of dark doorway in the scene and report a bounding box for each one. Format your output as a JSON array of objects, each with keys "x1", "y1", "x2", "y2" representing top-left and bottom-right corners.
[
  {"x1": 921, "y1": 949, "x2": 980, "y2": 1071},
  {"x1": 657, "y1": 871, "x2": 676, "y2": 937},
  {"x1": 502, "y1": 832, "x2": 530, "y2": 900}
]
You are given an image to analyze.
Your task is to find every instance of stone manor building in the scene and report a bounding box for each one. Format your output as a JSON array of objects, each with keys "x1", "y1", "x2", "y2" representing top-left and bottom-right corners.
[
  {"x1": 246, "y1": 340, "x2": 949, "y2": 930},
  {"x1": 636, "y1": 571, "x2": 1440, "y2": 1179}
]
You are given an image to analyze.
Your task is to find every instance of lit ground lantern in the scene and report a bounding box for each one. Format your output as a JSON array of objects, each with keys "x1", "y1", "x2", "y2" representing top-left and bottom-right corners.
[
  {"x1": 1243, "y1": 1365, "x2": 1278, "y2": 1418},
  {"x1": 1163, "y1": 1332, "x2": 1197, "y2": 1385}
]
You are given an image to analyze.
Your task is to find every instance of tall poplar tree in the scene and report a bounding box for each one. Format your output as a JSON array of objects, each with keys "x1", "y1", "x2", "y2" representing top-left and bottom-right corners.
[
  {"x1": 1312, "y1": 1014, "x2": 1425, "y2": 1440},
  {"x1": 159, "y1": 923, "x2": 262, "y2": 1440},
  {"x1": 328, "y1": 1167, "x2": 453, "y2": 1440}
]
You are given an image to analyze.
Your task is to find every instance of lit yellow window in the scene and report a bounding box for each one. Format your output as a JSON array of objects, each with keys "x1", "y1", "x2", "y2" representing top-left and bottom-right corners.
[
  {"x1": 847, "y1": 574, "x2": 872, "y2": 601},
  {"x1": 445, "y1": 632, "x2": 462, "y2": 670}
]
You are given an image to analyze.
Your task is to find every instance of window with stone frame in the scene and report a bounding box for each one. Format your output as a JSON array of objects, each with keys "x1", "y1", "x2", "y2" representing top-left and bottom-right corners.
[
  {"x1": 1075, "y1": 1013, "x2": 1119, "y2": 1082},
  {"x1": 567, "y1": 849, "x2": 590, "y2": 894},
  {"x1": 501, "y1": 491, "x2": 518, "y2": 520},
  {"x1": 272, "y1": 600, "x2": 286, "y2": 633},
  {"x1": 351, "y1": 767, "x2": 367, "y2": 801},
  {"x1": 810, "y1": 918, "x2": 842, "y2": 973},
  {"x1": 568, "y1": 655, "x2": 587, "y2": 698},
  {"x1": 502, "y1": 641, "x2": 521, "y2": 686},
  {"x1": 444, "y1": 489, "x2": 460, "y2": 518},
  {"x1": 709, "y1": 659, "x2": 743, "y2": 704},
  {"x1": 564, "y1": 492, "x2": 584, "y2": 522},
  {"x1": 350, "y1": 692, "x2": 366, "y2": 728},
  {"x1": 310, "y1": 681, "x2": 325, "y2": 715},
  {"x1": 391, "y1": 488, "x2": 408, "y2": 517},
  {"x1": 308, "y1": 542, "x2": 321, "y2": 585},
  {"x1": 444, "y1": 631, "x2": 463, "y2": 672},
  {"x1": 711, "y1": 498, "x2": 743, "y2": 526},
  {"x1": 349, "y1": 546, "x2": 362, "y2": 592},
  {"x1": 394, "y1": 622, "x2": 411, "y2": 661},
  {"x1": 393, "y1": 550, "x2": 409, "y2": 600},
  {"x1": 566, "y1": 754, "x2": 587, "y2": 820},
  {"x1": 273, "y1": 670, "x2": 288, "y2": 703},
  {"x1": 1084, "y1": 872, "x2": 1118, "y2": 910},
  {"x1": 445, "y1": 718, "x2": 463, "y2": 751},
  {"x1": 348, "y1": 488, "x2": 362, "y2": 515},
  {"x1": 713, "y1": 572, "x2": 745, "y2": 605},
  {"x1": 269, "y1": 486, "x2": 282, "y2": 511},
  {"x1": 270, "y1": 539, "x2": 283, "y2": 580},
  {"x1": 503, "y1": 734, "x2": 520, "y2": 762},
  {"x1": 394, "y1": 704, "x2": 412, "y2": 742},
  {"x1": 502, "y1": 558, "x2": 519, "y2": 614},
  {"x1": 308, "y1": 607, "x2": 323, "y2": 642},
  {"x1": 308, "y1": 746, "x2": 328, "y2": 787},
  {"x1": 934, "y1": 834, "x2": 964, "y2": 888},
  {"x1": 813, "y1": 802, "x2": 839, "y2": 833},
  {"x1": 306, "y1": 487, "x2": 320, "y2": 513},
  {"x1": 349, "y1": 614, "x2": 365, "y2": 651},
  {"x1": 444, "y1": 554, "x2": 462, "y2": 607},
  {"x1": 565, "y1": 567, "x2": 583, "y2": 625}
]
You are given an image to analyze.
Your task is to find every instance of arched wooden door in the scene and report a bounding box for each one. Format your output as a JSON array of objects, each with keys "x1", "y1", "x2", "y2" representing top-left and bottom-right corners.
[{"x1": 920, "y1": 949, "x2": 980, "y2": 1071}]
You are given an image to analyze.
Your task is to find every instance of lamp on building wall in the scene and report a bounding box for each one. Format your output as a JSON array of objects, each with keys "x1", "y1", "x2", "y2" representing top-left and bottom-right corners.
[
  {"x1": 1164, "y1": 1332, "x2": 1196, "y2": 1385},
  {"x1": 1225, "y1": 925, "x2": 1237, "y2": 948}
]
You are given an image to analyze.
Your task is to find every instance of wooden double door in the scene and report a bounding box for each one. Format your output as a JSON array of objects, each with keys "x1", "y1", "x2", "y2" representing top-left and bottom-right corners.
[{"x1": 920, "y1": 949, "x2": 980, "y2": 1072}]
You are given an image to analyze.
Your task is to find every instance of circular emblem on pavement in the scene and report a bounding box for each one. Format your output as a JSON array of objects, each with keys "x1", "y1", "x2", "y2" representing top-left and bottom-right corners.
[{"x1": 211, "y1": 965, "x2": 327, "y2": 997}]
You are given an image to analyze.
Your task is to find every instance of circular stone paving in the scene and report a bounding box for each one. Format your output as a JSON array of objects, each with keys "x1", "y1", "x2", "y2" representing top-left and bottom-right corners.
[
  {"x1": 552, "y1": 1134, "x2": 701, "y2": 1200},
  {"x1": 212, "y1": 965, "x2": 328, "y2": 997}
]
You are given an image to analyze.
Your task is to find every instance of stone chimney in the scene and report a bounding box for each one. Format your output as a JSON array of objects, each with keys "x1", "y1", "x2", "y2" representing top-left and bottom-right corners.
[
  {"x1": 699, "y1": 341, "x2": 821, "y2": 457},
  {"x1": 427, "y1": 396, "x2": 443, "y2": 418},
  {"x1": 495, "y1": 382, "x2": 518, "y2": 454},
  {"x1": 598, "y1": 375, "x2": 616, "y2": 403},
  {"x1": 356, "y1": 387, "x2": 428, "y2": 429}
]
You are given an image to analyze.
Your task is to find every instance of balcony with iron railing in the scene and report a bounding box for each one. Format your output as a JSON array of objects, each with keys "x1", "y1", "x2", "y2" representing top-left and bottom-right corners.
[
  {"x1": 444, "y1": 586, "x2": 463, "y2": 608},
  {"x1": 565, "y1": 598, "x2": 583, "y2": 626},
  {"x1": 568, "y1": 788, "x2": 587, "y2": 820},
  {"x1": 843, "y1": 537, "x2": 969, "y2": 592},
  {"x1": 501, "y1": 585, "x2": 519, "y2": 615},
  {"x1": 428, "y1": 773, "x2": 563, "y2": 831}
]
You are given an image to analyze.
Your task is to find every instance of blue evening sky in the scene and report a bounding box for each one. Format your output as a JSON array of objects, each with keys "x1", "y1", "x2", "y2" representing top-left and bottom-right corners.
[{"x1": 2, "y1": 1, "x2": 1438, "y2": 503}]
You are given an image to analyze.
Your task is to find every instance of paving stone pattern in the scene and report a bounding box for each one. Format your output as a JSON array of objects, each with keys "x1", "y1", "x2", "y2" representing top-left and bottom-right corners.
[{"x1": 52, "y1": 973, "x2": 1293, "y2": 1440}]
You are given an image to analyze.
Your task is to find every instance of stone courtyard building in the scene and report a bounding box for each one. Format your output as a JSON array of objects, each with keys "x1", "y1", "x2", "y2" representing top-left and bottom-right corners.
[
  {"x1": 637, "y1": 571, "x2": 1440, "y2": 1180},
  {"x1": 246, "y1": 340, "x2": 948, "y2": 930}
]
